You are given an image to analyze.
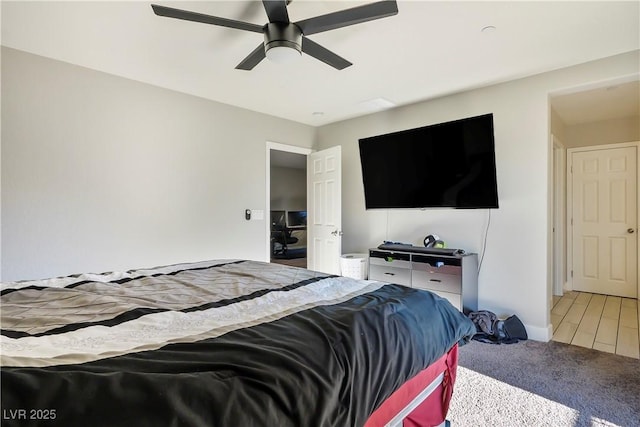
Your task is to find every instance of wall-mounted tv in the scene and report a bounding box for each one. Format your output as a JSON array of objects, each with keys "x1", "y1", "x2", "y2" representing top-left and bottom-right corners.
[{"x1": 358, "y1": 113, "x2": 499, "y2": 209}]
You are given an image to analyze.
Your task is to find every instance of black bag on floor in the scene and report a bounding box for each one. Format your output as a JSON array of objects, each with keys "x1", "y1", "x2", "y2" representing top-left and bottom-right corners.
[
  {"x1": 502, "y1": 315, "x2": 528, "y2": 341},
  {"x1": 468, "y1": 310, "x2": 527, "y2": 344}
]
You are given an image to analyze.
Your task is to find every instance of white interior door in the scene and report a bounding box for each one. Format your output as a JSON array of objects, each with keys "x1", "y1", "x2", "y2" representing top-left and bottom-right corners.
[
  {"x1": 307, "y1": 146, "x2": 342, "y2": 274},
  {"x1": 571, "y1": 145, "x2": 637, "y2": 298}
]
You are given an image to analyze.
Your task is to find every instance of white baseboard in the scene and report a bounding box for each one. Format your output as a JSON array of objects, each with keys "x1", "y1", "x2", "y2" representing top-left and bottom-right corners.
[{"x1": 524, "y1": 323, "x2": 554, "y2": 342}]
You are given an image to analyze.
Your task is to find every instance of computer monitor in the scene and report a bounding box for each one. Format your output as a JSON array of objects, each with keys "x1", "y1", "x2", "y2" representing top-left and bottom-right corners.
[{"x1": 286, "y1": 211, "x2": 307, "y2": 228}]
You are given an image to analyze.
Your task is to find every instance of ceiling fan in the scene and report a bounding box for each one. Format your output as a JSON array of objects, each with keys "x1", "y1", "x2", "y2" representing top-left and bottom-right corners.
[{"x1": 151, "y1": 0, "x2": 398, "y2": 70}]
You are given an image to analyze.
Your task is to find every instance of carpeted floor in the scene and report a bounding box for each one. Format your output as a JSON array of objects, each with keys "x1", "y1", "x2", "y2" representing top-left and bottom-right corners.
[{"x1": 449, "y1": 340, "x2": 640, "y2": 427}]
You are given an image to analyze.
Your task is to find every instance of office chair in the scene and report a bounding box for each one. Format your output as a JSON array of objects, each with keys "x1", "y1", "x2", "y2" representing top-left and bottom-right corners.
[{"x1": 270, "y1": 210, "x2": 298, "y2": 256}]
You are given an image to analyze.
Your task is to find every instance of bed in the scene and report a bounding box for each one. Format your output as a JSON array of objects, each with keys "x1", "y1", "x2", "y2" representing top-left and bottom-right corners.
[{"x1": 1, "y1": 259, "x2": 476, "y2": 426}]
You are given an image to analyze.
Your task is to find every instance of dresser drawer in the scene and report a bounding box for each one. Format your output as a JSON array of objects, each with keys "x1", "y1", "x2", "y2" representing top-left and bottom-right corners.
[
  {"x1": 411, "y1": 256, "x2": 462, "y2": 275},
  {"x1": 369, "y1": 250, "x2": 411, "y2": 269},
  {"x1": 369, "y1": 264, "x2": 411, "y2": 286},
  {"x1": 430, "y1": 290, "x2": 462, "y2": 311},
  {"x1": 412, "y1": 270, "x2": 461, "y2": 294}
]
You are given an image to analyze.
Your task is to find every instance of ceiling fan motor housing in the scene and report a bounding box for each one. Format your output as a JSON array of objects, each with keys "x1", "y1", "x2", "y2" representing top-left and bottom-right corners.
[
  {"x1": 152, "y1": 1, "x2": 399, "y2": 70},
  {"x1": 264, "y1": 22, "x2": 302, "y2": 54}
]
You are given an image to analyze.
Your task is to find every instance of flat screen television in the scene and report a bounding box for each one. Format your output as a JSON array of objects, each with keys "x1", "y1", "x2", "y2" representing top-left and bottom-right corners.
[{"x1": 358, "y1": 113, "x2": 499, "y2": 209}]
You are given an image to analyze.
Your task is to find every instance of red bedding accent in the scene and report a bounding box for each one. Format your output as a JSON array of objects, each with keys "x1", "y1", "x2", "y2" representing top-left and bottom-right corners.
[{"x1": 364, "y1": 344, "x2": 459, "y2": 427}]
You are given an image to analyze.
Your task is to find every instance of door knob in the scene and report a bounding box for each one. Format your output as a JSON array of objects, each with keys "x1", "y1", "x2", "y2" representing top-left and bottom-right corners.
[
  {"x1": 628, "y1": 228, "x2": 635, "y2": 234},
  {"x1": 331, "y1": 230, "x2": 343, "y2": 236}
]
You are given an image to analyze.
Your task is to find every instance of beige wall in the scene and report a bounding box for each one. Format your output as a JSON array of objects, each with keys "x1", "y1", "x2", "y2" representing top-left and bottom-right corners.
[
  {"x1": 565, "y1": 116, "x2": 640, "y2": 148},
  {"x1": 550, "y1": 106, "x2": 568, "y2": 144},
  {"x1": 316, "y1": 50, "x2": 639, "y2": 341},
  {"x1": 1, "y1": 47, "x2": 315, "y2": 281}
]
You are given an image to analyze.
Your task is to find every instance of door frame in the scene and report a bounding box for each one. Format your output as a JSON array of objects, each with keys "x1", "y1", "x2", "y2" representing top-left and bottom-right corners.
[
  {"x1": 265, "y1": 142, "x2": 313, "y2": 262},
  {"x1": 566, "y1": 140, "x2": 640, "y2": 298},
  {"x1": 552, "y1": 135, "x2": 566, "y2": 297}
]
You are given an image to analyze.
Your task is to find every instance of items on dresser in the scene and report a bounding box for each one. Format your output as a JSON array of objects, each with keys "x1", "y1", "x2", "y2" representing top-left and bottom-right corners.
[
  {"x1": 377, "y1": 242, "x2": 465, "y2": 256},
  {"x1": 369, "y1": 248, "x2": 478, "y2": 314}
]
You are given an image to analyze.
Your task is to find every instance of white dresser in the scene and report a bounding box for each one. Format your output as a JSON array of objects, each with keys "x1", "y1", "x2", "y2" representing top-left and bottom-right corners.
[{"x1": 369, "y1": 248, "x2": 478, "y2": 314}]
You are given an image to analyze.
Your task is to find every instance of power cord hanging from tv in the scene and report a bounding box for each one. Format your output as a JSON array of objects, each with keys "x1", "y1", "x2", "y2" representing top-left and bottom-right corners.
[
  {"x1": 385, "y1": 209, "x2": 390, "y2": 242},
  {"x1": 478, "y1": 209, "x2": 492, "y2": 273}
]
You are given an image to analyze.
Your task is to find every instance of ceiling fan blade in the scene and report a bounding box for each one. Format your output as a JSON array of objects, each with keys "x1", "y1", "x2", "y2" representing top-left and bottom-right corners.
[
  {"x1": 235, "y1": 43, "x2": 267, "y2": 70},
  {"x1": 262, "y1": 0, "x2": 290, "y2": 23},
  {"x1": 151, "y1": 4, "x2": 264, "y2": 33},
  {"x1": 301, "y1": 38, "x2": 352, "y2": 70},
  {"x1": 295, "y1": 0, "x2": 398, "y2": 36}
]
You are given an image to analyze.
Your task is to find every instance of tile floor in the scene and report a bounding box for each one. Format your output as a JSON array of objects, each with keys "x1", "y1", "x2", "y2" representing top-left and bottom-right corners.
[{"x1": 551, "y1": 291, "x2": 639, "y2": 359}]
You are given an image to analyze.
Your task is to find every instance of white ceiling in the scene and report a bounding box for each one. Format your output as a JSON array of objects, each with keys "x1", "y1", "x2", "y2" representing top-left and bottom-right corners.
[{"x1": 1, "y1": 1, "x2": 639, "y2": 126}]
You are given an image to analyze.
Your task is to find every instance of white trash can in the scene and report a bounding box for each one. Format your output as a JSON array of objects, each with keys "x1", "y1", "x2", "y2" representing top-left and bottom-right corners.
[{"x1": 340, "y1": 253, "x2": 369, "y2": 279}]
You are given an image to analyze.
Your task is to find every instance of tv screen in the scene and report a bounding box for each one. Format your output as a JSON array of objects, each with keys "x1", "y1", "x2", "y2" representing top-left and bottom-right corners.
[
  {"x1": 358, "y1": 113, "x2": 499, "y2": 209},
  {"x1": 287, "y1": 210, "x2": 307, "y2": 227}
]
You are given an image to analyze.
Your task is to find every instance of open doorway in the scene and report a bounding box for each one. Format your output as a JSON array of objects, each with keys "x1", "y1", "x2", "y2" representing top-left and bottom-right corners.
[
  {"x1": 266, "y1": 142, "x2": 312, "y2": 268},
  {"x1": 550, "y1": 78, "x2": 639, "y2": 298},
  {"x1": 549, "y1": 78, "x2": 640, "y2": 358}
]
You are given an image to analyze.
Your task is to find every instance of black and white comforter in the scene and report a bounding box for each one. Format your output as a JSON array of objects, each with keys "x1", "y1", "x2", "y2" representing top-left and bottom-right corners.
[{"x1": 1, "y1": 260, "x2": 476, "y2": 427}]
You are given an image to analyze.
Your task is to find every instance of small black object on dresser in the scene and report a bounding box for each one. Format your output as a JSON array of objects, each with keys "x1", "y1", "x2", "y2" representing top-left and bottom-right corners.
[{"x1": 369, "y1": 247, "x2": 478, "y2": 314}]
